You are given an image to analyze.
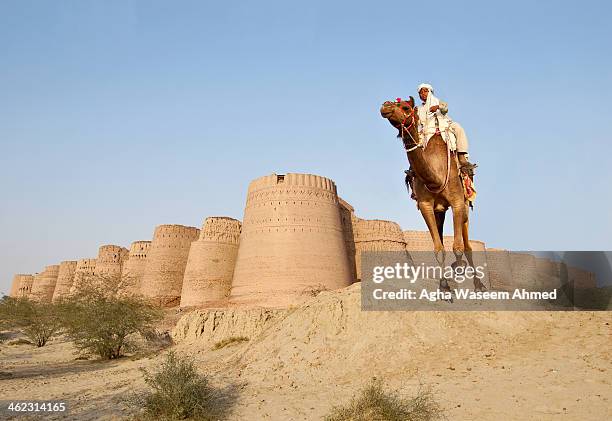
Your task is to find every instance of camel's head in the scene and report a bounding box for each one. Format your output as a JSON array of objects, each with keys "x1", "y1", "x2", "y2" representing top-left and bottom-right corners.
[{"x1": 380, "y1": 97, "x2": 416, "y2": 133}]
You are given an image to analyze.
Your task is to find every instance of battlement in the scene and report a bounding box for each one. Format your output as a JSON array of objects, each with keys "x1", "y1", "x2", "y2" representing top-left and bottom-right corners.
[
  {"x1": 247, "y1": 173, "x2": 337, "y2": 194},
  {"x1": 97, "y1": 245, "x2": 129, "y2": 264},
  {"x1": 354, "y1": 218, "x2": 406, "y2": 244},
  {"x1": 127, "y1": 241, "x2": 152, "y2": 260},
  {"x1": 151, "y1": 224, "x2": 201, "y2": 248},
  {"x1": 76, "y1": 258, "x2": 97, "y2": 273},
  {"x1": 198, "y1": 217, "x2": 242, "y2": 244}
]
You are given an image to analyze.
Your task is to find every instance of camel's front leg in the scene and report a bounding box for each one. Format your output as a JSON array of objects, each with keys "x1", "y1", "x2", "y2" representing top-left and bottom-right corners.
[
  {"x1": 419, "y1": 201, "x2": 452, "y2": 300},
  {"x1": 419, "y1": 201, "x2": 444, "y2": 258}
]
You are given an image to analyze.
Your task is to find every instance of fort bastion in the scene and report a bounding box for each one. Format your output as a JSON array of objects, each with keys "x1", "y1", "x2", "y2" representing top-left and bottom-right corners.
[
  {"x1": 118, "y1": 241, "x2": 151, "y2": 297},
  {"x1": 52, "y1": 260, "x2": 77, "y2": 302},
  {"x1": 29, "y1": 265, "x2": 60, "y2": 303},
  {"x1": 229, "y1": 173, "x2": 353, "y2": 307},
  {"x1": 180, "y1": 217, "x2": 242, "y2": 308},
  {"x1": 140, "y1": 224, "x2": 200, "y2": 307}
]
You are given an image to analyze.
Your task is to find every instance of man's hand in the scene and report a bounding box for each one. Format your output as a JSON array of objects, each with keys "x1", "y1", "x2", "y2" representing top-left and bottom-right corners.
[{"x1": 429, "y1": 105, "x2": 439, "y2": 112}]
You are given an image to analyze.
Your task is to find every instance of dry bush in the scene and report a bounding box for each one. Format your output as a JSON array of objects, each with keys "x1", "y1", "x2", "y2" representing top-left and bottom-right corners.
[
  {"x1": 302, "y1": 283, "x2": 329, "y2": 297},
  {"x1": 0, "y1": 296, "x2": 62, "y2": 347},
  {"x1": 58, "y1": 274, "x2": 162, "y2": 359},
  {"x1": 325, "y1": 378, "x2": 444, "y2": 421},
  {"x1": 211, "y1": 336, "x2": 249, "y2": 350},
  {"x1": 133, "y1": 351, "x2": 234, "y2": 420}
]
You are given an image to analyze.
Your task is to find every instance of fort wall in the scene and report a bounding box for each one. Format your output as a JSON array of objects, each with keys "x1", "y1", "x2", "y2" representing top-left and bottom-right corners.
[
  {"x1": 95, "y1": 245, "x2": 129, "y2": 278},
  {"x1": 229, "y1": 173, "x2": 353, "y2": 307},
  {"x1": 118, "y1": 241, "x2": 151, "y2": 297},
  {"x1": 180, "y1": 217, "x2": 242, "y2": 308},
  {"x1": 70, "y1": 258, "x2": 97, "y2": 294},
  {"x1": 29, "y1": 265, "x2": 60, "y2": 303},
  {"x1": 52, "y1": 260, "x2": 77, "y2": 302},
  {"x1": 510, "y1": 252, "x2": 538, "y2": 289},
  {"x1": 140, "y1": 224, "x2": 200, "y2": 307},
  {"x1": 16, "y1": 274, "x2": 34, "y2": 298},
  {"x1": 338, "y1": 198, "x2": 357, "y2": 281},
  {"x1": 485, "y1": 248, "x2": 513, "y2": 291},
  {"x1": 353, "y1": 218, "x2": 407, "y2": 281}
]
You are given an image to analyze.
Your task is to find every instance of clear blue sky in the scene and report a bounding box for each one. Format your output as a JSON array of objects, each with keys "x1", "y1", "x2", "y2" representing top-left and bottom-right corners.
[{"x1": 1, "y1": 0, "x2": 611, "y2": 294}]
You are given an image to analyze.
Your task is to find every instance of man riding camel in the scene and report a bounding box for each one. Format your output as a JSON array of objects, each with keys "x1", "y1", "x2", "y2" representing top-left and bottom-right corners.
[
  {"x1": 416, "y1": 83, "x2": 475, "y2": 170},
  {"x1": 404, "y1": 83, "x2": 476, "y2": 202}
]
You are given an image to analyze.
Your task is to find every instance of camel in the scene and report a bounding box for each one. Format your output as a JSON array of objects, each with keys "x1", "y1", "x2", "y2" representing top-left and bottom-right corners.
[{"x1": 380, "y1": 97, "x2": 486, "y2": 293}]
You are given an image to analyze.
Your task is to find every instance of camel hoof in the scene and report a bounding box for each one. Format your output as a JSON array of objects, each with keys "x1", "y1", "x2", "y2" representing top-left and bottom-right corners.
[
  {"x1": 439, "y1": 279, "x2": 454, "y2": 303},
  {"x1": 473, "y1": 278, "x2": 487, "y2": 292}
]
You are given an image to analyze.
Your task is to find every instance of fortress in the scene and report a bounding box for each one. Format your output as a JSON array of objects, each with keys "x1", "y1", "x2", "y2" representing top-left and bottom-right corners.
[{"x1": 7, "y1": 172, "x2": 598, "y2": 306}]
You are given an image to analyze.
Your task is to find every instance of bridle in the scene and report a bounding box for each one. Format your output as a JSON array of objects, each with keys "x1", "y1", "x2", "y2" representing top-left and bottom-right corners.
[
  {"x1": 394, "y1": 99, "x2": 451, "y2": 195},
  {"x1": 395, "y1": 99, "x2": 421, "y2": 152}
]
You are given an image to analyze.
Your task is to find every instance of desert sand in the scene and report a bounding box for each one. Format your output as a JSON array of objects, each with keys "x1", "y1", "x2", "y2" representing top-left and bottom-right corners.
[{"x1": 1, "y1": 283, "x2": 610, "y2": 420}]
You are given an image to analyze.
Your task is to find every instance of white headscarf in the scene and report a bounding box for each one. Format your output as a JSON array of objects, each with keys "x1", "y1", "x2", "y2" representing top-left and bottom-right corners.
[
  {"x1": 417, "y1": 83, "x2": 434, "y2": 95},
  {"x1": 417, "y1": 83, "x2": 440, "y2": 136}
]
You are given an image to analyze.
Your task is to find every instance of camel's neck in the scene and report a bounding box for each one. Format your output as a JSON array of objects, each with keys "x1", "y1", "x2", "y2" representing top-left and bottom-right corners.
[{"x1": 403, "y1": 128, "x2": 443, "y2": 187}]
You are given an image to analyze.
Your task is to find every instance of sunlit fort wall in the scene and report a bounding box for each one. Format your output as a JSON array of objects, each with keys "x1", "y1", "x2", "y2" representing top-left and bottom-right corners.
[
  {"x1": 180, "y1": 217, "x2": 242, "y2": 308},
  {"x1": 29, "y1": 264, "x2": 60, "y2": 303},
  {"x1": 52, "y1": 260, "x2": 77, "y2": 302},
  {"x1": 229, "y1": 173, "x2": 353, "y2": 307},
  {"x1": 352, "y1": 218, "x2": 407, "y2": 281},
  {"x1": 338, "y1": 198, "x2": 357, "y2": 281},
  {"x1": 94, "y1": 245, "x2": 129, "y2": 278},
  {"x1": 15, "y1": 274, "x2": 34, "y2": 298},
  {"x1": 118, "y1": 241, "x2": 151, "y2": 297},
  {"x1": 140, "y1": 224, "x2": 200, "y2": 307},
  {"x1": 70, "y1": 258, "x2": 97, "y2": 294}
]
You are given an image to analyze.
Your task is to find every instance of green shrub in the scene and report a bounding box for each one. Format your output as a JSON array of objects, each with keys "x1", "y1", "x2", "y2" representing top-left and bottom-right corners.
[
  {"x1": 58, "y1": 275, "x2": 162, "y2": 359},
  {"x1": 0, "y1": 296, "x2": 62, "y2": 347},
  {"x1": 137, "y1": 351, "x2": 227, "y2": 420},
  {"x1": 325, "y1": 378, "x2": 444, "y2": 421}
]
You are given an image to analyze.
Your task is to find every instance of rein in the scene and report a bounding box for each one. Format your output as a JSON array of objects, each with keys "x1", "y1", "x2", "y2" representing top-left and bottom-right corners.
[{"x1": 397, "y1": 101, "x2": 451, "y2": 195}]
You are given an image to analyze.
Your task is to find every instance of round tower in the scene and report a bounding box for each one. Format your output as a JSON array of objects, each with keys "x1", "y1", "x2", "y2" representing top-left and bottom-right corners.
[
  {"x1": 118, "y1": 241, "x2": 151, "y2": 297},
  {"x1": 140, "y1": 224, "x2": 200, "y2": 307},
  {"x1": 95, "y1": 245, "x2": 129, "y2": 278},
  {"x1": 70, "y1": 258, "x2": 97, "y2": 294},
  {"x1": 352, "y1": 218, "x2": 407, "y2": 281},
  {"x1": 180, "y1": 217, "x2": 242, "y2": 308},
  {"x1": 52, "y1": 260, "x2": 78, "y2": 302},
  {"x1": 486, "y1": 248, "x2": 513, "y2": 291},
  {"x1": 17, "y1": 275, "x2": 34, "y2": 298},
  {"x1": 510, "y1": 252, "x2": 538, "y2": 289},
  {"x1": 29, "y1": 265, "x2": 60, "y2": 303},
  {"x1": 229, "y1": 173, "x2": 353, "y2": 307}
]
